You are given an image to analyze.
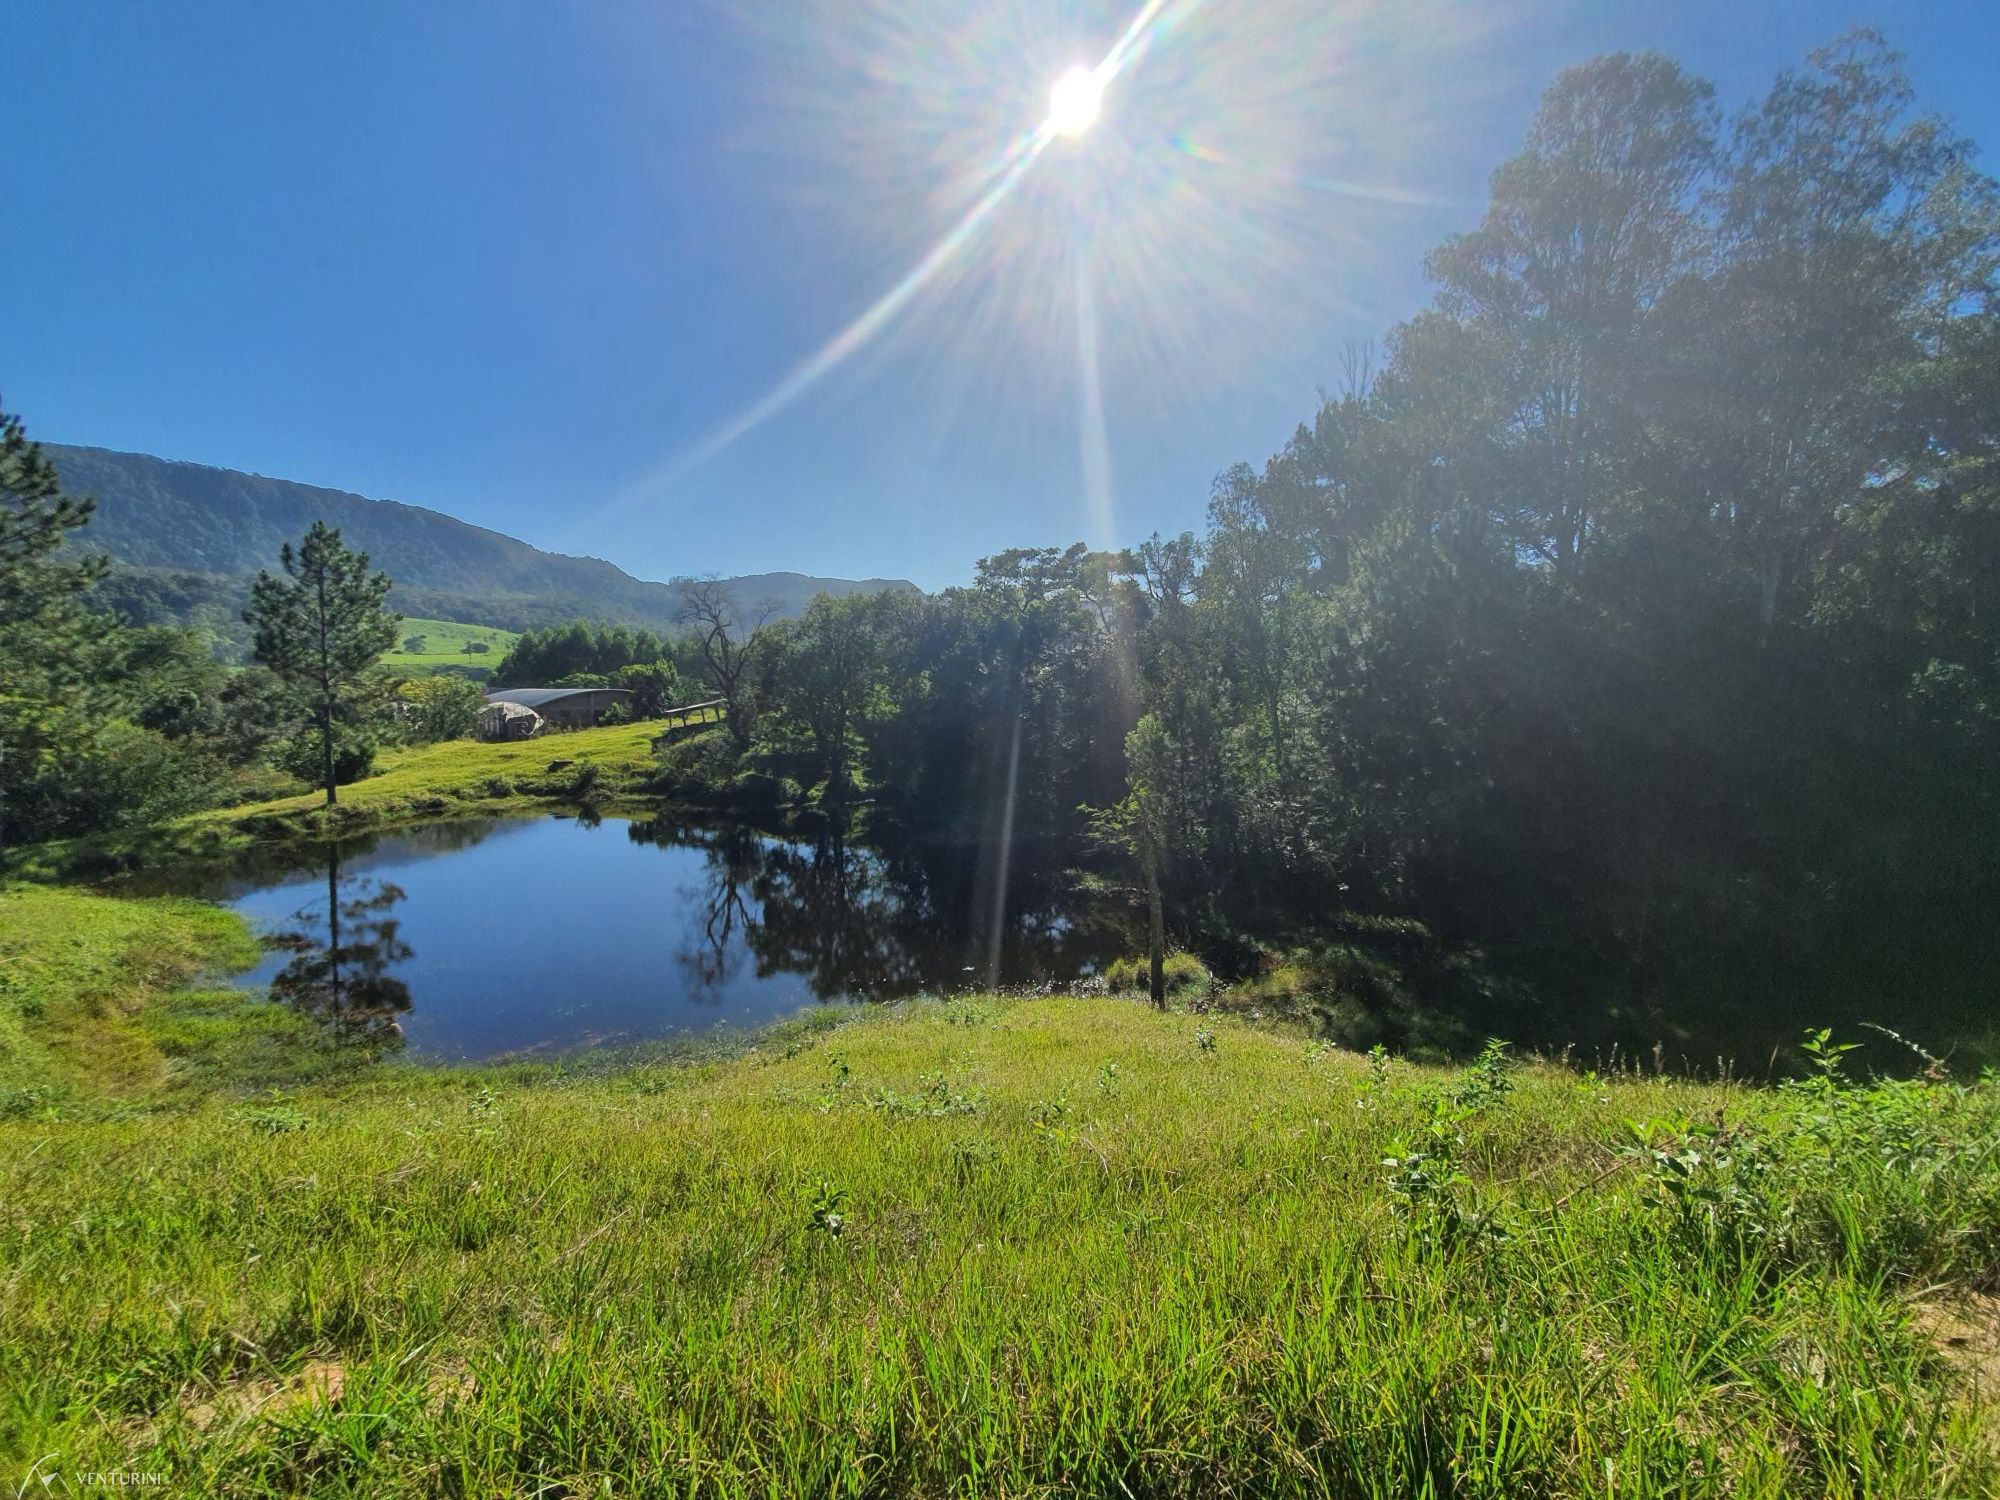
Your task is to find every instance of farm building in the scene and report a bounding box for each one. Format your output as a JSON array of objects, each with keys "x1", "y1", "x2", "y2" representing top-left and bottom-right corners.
[
  {"x1": 476, "y1": 701, "x2": 544, "y2": 742},
  {"x1": 482, "y1": 687, "x2": 632, "y2": 732}
]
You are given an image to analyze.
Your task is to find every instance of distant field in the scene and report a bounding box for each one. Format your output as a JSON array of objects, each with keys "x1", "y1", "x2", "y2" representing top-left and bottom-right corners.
[{"x1": 380, "y1": 616, "x2": 520, "y2": 674}]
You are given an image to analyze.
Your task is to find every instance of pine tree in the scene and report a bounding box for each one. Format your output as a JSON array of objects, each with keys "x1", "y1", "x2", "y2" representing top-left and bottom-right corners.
[
  {"x1": 245, "y1": 522, "x2": 399, "y2": 806},
  {"x1": 0, "y1": 405, "x2": 114, "y2": 850}
]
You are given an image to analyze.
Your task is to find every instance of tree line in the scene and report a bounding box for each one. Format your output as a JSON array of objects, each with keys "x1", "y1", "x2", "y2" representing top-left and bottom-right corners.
[{"x1": 652, "y1": 33, "x2": 2000, "y2": 1025}]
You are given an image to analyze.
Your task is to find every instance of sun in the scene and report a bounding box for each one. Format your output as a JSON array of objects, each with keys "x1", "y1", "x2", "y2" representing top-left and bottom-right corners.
[{"x1": 1047, "y1": 65, "x2": 1104, "y2": 139}]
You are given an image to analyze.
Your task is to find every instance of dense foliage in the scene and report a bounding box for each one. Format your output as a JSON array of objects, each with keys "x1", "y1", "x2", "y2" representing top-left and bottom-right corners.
[
  {"x1": 1105, "y1": 36, "x2": 2000, "y2": 1041},
  {"x1": 0, "y1": 411, "x2": 295, "y2": 851},
  {"x1": 717, "y1": 35, "x2": 2000, "y2": 1054},
  {"x1": 491, "y1": 620, "x2": 673, "y2": 686}
]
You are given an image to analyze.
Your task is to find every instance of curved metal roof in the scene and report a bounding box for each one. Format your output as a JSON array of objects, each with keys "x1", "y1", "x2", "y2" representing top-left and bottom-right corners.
[{"x1": 483, "y1": 687, "x2": 632, "y2": 710}]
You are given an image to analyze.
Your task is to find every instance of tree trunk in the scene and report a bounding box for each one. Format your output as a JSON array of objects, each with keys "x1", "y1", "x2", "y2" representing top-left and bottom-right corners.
[
  {"x1": 1146, "y1": 853, "x2": 1166, "y2": 1010},
  {"x1": 321, "y1": 706, "x2": 337, "y2": 807}
]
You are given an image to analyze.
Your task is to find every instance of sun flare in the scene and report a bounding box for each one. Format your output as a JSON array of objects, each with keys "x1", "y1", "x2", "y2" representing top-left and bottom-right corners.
[{"x1": 1048, "y1": 65, "x2": 1104, "y2": 138}]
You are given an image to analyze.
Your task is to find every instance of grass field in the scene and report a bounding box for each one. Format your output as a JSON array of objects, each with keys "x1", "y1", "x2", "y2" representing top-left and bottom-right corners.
[
  {"x1": 379, "y1": 617, "x2": 520, "y2": 676},
  {"x1": 3, "y1": 719, "x2": 730, "y2": 881},
  {"x1": 193, "y1": 719, "x2": 674, "y2": 835},
  {"x1": 1, "y1": 885, "x2": 1996, "y2": 1496}
]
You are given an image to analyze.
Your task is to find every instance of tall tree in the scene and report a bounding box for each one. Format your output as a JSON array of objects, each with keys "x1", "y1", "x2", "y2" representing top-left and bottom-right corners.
[
  {"x1": 0, "y1": 406, "x2": 111, "y2": 849},
  {"x1": 678, "y1": 578, "x2": 774, "y2": 752},
  {"x1": 771, "y1": 592, "x2": 892, "y2": 805},
  {"x1": 1426, "y1": 52, "x2": 1719, "y2": 575},
  {"x1": 1697, "y1": 30, "x2": 1995, "y2": 627},
  {"x1": 1085, "y1": 715, "x2": 1180, "y2": 1006},
  {"x1": 245, "y1": 521, "x2": 398, "y2": 806}
]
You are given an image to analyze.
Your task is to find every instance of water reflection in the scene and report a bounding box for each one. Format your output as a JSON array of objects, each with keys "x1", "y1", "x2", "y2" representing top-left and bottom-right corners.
[
  {"x1": 156, "y1": 814, "x2": 1120, "y2": 1061},
  {"x1": 265, "y1": 846, "x2": 413, "y2": 1049},
  {"x1": 631, "y1": 817, "x2": 1115, "y2": 1004}
]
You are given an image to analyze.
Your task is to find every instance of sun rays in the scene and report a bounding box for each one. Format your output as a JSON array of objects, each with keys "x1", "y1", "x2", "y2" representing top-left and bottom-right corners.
[{"x1": 601, "y1": 0, "x2": 1490, "y2": 543}]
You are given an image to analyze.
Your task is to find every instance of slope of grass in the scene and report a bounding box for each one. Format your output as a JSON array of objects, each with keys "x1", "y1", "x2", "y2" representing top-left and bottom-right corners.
[
  {"x1": 3, "y1": 719, "x2": 733, "y2": 881},
  {"x1": 0, "y1": 884, "x2": 265, "y2": 1107},
  {"x1": 378, "y1": 617, "x2": 519, "y2": 675},
  {"x1": 191, "y1": 719, "x2": 672, "y2": 836},
  {"x1": 1, "y1": 899, "x2": 1995, "y2": 1499}
]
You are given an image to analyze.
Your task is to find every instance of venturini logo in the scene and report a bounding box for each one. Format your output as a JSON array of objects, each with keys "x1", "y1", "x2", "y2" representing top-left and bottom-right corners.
[{"x1": 13, "y1": 1459, "x2": 171, "y2": 1496}]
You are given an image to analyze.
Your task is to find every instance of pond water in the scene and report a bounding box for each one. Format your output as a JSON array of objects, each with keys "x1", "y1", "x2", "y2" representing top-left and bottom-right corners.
[{"x1": 147, "y1": 815, "x2": 1123, "y2": 1061}]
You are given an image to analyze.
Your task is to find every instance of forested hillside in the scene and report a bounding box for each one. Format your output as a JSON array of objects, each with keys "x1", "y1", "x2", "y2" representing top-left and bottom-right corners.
[{"x1": 45, "y1": 443, "x2": 917, "y2": 633}]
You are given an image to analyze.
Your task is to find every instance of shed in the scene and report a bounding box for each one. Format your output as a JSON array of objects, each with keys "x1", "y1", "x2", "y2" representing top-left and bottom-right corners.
[
  {"x1": 477, "y1": 701, "x2": 544, "y2": 742},
  {"x1": 483, "y1": 687, "x2": 633, "y2": 731}
]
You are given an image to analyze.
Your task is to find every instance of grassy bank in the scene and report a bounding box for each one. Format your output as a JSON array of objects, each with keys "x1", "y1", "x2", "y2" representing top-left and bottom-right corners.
[
  {"x1": 3, "y1": 721, "x2": 694, "y2": 880},
  {"x1": 194, "y1": 719, "x2": 675, "y2": 837},
  {"x1": 0, "y1": 885, "x2": 373, "y2": 1112},
  {"x1": 1, "y1": 885, "x2": 1995, "y2": 1496}
]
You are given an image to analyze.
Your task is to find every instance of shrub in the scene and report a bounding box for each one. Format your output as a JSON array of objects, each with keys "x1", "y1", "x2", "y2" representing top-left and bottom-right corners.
[
  {"x1": 270, "y1": 726, "x2": 376, "y2": 788},
  {"x1": 653, "y1": 727, "x2": 738, "y2": 795},
  {"x1": 400, "y1": 675, "x2": 486, "y2": 743},
  {"x1": 1103, "y1": 950, "x2": 1211, "y2": 997},
  {"x1": 1622, "y1": 1029, "x2": 2000, "y2": 1283}
]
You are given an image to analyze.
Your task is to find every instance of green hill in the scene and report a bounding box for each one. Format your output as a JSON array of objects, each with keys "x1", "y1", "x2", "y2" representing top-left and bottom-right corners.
[
  {"x1": 48, "y1": 443, "x2": 919, "y2": 635},
  {"x1": 380, "y1": 617, "x2": 521, "y2": 676}
]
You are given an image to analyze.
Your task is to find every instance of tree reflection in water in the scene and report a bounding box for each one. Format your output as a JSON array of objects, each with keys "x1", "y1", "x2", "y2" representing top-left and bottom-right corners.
[
  {"x1": 670, "y1": 823, "x2": 760, "y2": 996},
  {"x1": 629, "y1": 817, "x2": 1118, "y2": 1003},
  {"x1": 266, "y1": 843, "x2": 414, "y2": 1048}
]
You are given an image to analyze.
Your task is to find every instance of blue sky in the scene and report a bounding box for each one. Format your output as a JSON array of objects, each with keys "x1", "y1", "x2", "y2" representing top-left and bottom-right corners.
[{"x1": 5, "y1": 1, "x2": 1995, "y2": 591}]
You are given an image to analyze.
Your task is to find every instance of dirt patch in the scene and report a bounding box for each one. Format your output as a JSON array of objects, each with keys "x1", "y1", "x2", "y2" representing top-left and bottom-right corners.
[
  {"x1": 183, "y1": 1359, "x2": 346, "y2": 1432},
  {"x1": 1918, "y1": 1293, "x2": 2000, "y2": 1396},
  {"x1": 177, "y1": 1355, "x2": 477, "y2": 1432}
]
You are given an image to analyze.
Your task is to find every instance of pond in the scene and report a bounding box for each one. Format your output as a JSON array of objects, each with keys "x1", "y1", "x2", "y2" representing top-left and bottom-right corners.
[{"x1": 146, "y1": 815, "x2": 1124, "y2": 1061}]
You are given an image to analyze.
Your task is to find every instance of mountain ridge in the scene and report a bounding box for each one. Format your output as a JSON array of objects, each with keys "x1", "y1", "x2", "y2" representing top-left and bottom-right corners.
[{"x1": 46, "y1": 442, "x2": 918, "y2": 634}]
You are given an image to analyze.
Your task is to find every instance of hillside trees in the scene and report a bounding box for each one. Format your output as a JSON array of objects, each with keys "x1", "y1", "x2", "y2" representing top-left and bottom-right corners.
[
  {"x1": 493, "y1": 620, "x2": 670, "y2": 686},
  {"x1": 0, "y1": 408, "x2": 230, "y2": 848},
  {"x1": 764, "y1": 592, "x2": 898, "y2": 804}
]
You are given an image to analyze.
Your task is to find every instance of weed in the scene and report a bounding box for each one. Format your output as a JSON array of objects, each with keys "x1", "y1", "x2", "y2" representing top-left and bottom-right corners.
[
  {"x1": 869, "y1": 1073, "x2": 982, "y2": 1119},
  {"x1": 948, "y1": 1137, "x2": 998, "y2": 1184},
  {"x1": 232, "y1": 1090, "x2": 310, "y2": 1134},
  {"x1": 942, "y1": 998, "x2": 994, "y2": 1027},
  {"x1": 1356, "y1": 1043, "x2": 1393, "y2": 1112},
  {"x1": 1451, "y1": 1037, "x2": 1514, "y2": 1113},
  {"x1": 0, "y1": 1083, "x2": 68, "y2": 1120},
  {"x1": 805, "y1": 1179, "x2": 849, "y2": 1238}
]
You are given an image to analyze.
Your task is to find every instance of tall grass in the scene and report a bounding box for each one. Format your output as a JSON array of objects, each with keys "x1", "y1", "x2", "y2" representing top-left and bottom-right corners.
[{"x1": 2, "y1": 974, "x2": 1995, "y2": 1496}]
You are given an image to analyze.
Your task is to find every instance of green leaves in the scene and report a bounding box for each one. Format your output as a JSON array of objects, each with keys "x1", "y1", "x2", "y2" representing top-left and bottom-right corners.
[{"x1": 244, "y1": 520, "x2": 399, "y2": 805}]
